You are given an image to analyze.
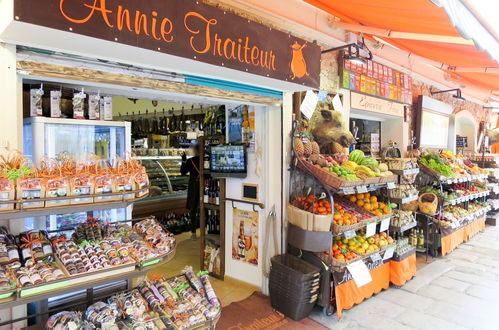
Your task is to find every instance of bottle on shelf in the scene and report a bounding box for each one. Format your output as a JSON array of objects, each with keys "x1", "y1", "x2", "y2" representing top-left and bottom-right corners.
[
  {"x1": 418, "y1": 229, "x2": 425, "y2": 249},
  {"x1": 204, "y1": 181, "x2": 209, "y2": 203}
]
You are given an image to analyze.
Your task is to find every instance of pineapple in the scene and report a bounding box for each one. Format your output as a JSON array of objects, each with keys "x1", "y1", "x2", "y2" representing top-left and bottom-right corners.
[
  {"x1": 303, "y1": 138, "x2": 312, "y2": 157},
  {"x1": 294, "y1": 137, "x2": 304, "y2": 156},
  {"x1": 311, "y1": 141, "x2": 320, "y2": 155}
]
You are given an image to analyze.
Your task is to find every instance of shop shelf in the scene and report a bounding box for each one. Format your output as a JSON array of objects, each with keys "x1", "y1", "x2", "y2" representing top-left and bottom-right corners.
[
  {"x1": 136, "y1": 156, "x2": 183, "y2": 160},
  {"x1": 444, "y1": 191, "x2": 489, "y2": 206},
  {"x1": 390, "y1": 221, "x2": 417, "y2": 233},
  {"x1": 391, "y1": 168, "x2": 420, "y2": 176},
  {"x1": 0, "y1": 190, "x2": 147, "y2": 220},
  {"x1": 390, "y1": 195, "x2": 418, "y2": 204},
  {"x1": 203, "y1": 203, "x2": 220, "y2": 210},
  {"x1": 0, "y1": 247, "x2": 175, "y2": 309}
]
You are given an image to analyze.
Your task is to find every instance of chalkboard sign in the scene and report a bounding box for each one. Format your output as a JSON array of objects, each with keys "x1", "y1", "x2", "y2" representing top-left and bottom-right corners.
[
  {"x1": 456, "y1": 135, "x2": 468, "y2": 148},
  {"x1": 242, "y1": 184, "x2": 258, "y2": 201}
]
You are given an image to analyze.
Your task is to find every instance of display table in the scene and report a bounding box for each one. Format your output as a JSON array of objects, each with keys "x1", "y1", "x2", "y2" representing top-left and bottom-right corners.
[
  {"x1": 441, "y1": 217, "x2": 485, "y2": 256},
  {"x1": 333, "y1": 260, "x2": 390, "y2": 318},
  {"x1": 390, "y1": 252, "x2": 416, "y2": 286}
]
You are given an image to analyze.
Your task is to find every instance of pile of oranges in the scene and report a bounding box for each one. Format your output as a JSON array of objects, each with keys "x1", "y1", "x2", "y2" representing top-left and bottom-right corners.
[
  {"x1": 348, "y1": 193, "x2": 392, "y2": 216},
  {"x1": 333, "y1": 203, "x2": 359, "y2": 226},
  {"x1": 330, "y1": 239, "x2": 357, "y2": 262},
  {"x1": 292, "y1": 195, "x2": 332, "y2": 215}
]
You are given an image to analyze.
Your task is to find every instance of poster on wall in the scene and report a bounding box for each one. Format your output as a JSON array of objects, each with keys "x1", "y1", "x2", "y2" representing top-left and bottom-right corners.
[
  {"x1": 227, "y1": 105, "x2": 256, "y2": 151},
  {"x1": 232, "y1": 208, "x2": 259, "y2": 266}
]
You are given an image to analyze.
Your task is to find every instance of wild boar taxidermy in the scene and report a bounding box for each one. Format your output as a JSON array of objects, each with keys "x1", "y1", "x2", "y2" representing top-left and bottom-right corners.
[{"x1": 309, "y1": 108, "x2": 356, "y2": 154}]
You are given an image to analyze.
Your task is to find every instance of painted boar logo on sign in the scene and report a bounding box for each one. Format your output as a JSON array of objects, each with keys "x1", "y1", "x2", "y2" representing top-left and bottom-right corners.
[{"x1": 290, "y1": 41, "x2": 309, "y2": 80}]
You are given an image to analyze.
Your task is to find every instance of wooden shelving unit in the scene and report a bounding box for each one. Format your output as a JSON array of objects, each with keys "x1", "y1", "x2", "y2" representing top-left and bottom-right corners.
[{"x1": 198, "y1": 136, "x2": 226, "y2": 279}]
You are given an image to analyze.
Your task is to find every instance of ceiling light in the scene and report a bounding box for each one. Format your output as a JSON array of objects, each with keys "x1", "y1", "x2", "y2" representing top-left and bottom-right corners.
[{"x1": 430, "y1": 88, "x2": 466, "y2": 101}]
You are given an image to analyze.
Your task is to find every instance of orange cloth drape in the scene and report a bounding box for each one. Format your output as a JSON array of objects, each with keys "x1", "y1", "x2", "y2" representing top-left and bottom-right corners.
[
  {"x1": 304, "y1": 0, "x2": 499, "y2": 93},
  {"x1": 335, "y1": 262, "x2": 390, "y2": 318},
  {"x1": 390, "y1": 254, "x2": 416, "y2": 287},
  {"x1": 492, "y1": 116, "x2": 499, "y2": 154},
  {"x1": 441, "y1": 217, "x2": 485, "y2": 256}
]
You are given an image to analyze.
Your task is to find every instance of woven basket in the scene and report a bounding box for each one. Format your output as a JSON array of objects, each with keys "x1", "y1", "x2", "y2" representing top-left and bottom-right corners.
[
  {"x1": 363, "y1": 177, "x2": 381, "y2": 185},
  {"x1": 379, "y1": 174, "x2": 398, "y2": 183},
  {"x1": 401, "y1": 201, "x2": 419, "y2": 212},
  {"x1": 332, "y1": 221, "x2": 363, "y2": 235},
  {"x1": 418, "y1": 192, "x2": 438, "y2": 214},
  {"x1": 316, "y1": 252, "x2": 359, "y2": 272},
  {"x1": 418, "y1": 163, "x2": 451, "y2": 181},
  {"x1": 296, "y1": 159, "x2": 345, "y2": 189}
]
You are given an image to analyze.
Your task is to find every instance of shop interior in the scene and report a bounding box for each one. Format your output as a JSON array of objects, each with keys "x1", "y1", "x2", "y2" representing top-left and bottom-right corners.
[{"x1": 4, "y1": 78, "x2": 263, "y2": 326}]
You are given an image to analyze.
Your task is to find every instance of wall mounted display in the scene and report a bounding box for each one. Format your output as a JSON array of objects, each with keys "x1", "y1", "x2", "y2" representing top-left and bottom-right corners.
[{"x1": 340, "y1": 56, "x2": 412, "y2": 104}]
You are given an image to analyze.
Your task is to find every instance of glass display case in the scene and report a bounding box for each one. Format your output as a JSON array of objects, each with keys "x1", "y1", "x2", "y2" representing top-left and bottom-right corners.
[
  {"x1": 140, "y1": 156, "x2": 189, "y2": 195},
  {"x1": 23, "y1": 117, "x2": 131, "y2": 164},
  {"x1": 22, "y1": 117, "x2": 132, "y2": 231}
]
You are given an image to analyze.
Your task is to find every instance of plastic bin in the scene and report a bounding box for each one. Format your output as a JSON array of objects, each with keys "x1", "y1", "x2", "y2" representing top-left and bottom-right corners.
[
  {"x1": 270, "y1": 254, "x2": 321, "y2": 281},
  {"x1": 269, "y1": 254, "x2": 321, "y2": 321},
  {"x1": 270, "y1": 294, "x2": 316, "y2": 321}
]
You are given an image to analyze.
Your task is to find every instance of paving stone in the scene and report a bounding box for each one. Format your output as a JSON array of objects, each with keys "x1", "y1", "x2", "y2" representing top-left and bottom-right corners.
[
  {"x1": 402, "y1": 260, "x2": 454, "y2": 293},
  {"x1": 397, "y1": 309, "x2": 469, "y2": 330},
  {"x1": 424, "y1": 301, "x2": 498, "y2": 330},
  {"x1": 445, "y1": 270, "x2": 499, "y2": 288},
  {"x1": 447, "y1": 258, "x2": 491, "y2": 274},
  {"x1": 474, "y1": 257, "x2": 499, "y2": 268},
  {"x1": 443, "y1": 249, "x2": 480, "y2": 262},
  {"x1": 417, "y1": 284, "x2": 483, "y2": 307},
  {"x1": 341, "y1": 296, "x2": 406, "y2": 320},
  {"x1": 430, "y1": 276, "x2": 471, "y2": 292},
  {"x1": 465, "y1": 285, "x2": 499, "y2": 303},
  {"x1": 377, "y1": 289, "x2": 434, "y2": 311}
]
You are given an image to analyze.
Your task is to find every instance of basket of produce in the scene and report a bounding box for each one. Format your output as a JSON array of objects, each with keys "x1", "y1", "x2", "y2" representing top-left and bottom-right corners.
[
  {"x1": 288, "y1": 194, "x2": 333, "y2": 232},
  {"x1": 296, "y1": 157, "x2": 346, "y2": 189},
  {"x1": 418, "y1": 192, "x2": 438, "y2": 214},
  {"x1": 385, "y1": 158, "x2": 418, "y2": 171},
  {"x1": 401, "y1": 200, "x2": 419, "y2": 212},
  {"x1": 342, "y1": 193, "x2": 395, "y2": 218},
  {"x1": 419, "y1": 152, "x2": 455, "y2": 179}
]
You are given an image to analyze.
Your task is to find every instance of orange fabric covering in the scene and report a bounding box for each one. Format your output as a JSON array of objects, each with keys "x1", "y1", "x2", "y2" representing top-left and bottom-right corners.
[
  {"x1": 390, "y1": 254, "x2": 416, "y2": 287},
  {"x1": 334, "y1": 262, "x2": 390, "y2": 318},
  {"x1": 492, "y1": 116, "x2": 499, "y2": 153},
  {"x1": 304, "y1": 0, "x2": 499, "y2": 93},
  {"x1": 441, "y1": 217, "x2": 485, "y2": 256}
]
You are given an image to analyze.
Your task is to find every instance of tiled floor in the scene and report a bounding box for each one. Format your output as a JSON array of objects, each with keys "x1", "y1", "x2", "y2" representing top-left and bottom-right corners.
[{"x1": 147, "y1": 230, "x2": 257, "y2": 307}]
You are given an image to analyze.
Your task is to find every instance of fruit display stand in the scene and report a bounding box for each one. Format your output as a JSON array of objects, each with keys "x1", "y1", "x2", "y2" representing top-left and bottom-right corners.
[
  {"x1": 331, "y1": 256, "x2": 390, "y2": 318},
  {"x1": 414, "y1": 152, "x2": 490, "y2": 257},
  {"x1": 390, "y1": 246, "x2": 416, "y2": 287}
]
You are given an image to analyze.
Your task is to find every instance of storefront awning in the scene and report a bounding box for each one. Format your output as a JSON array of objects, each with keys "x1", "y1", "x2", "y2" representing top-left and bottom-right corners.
[{"x1": 304, "y1": 0, "x2": 499, "y2": 98}]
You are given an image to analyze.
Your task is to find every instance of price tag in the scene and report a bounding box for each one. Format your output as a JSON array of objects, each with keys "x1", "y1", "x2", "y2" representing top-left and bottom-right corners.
[
  {"x1": 356, "y1": 186, "x2": 368, "y2": 194},
  {"x1": 380, "y1": 217, "x2": 390, "y2": 232},
  {"x1": 299, "y1": 90, "x2": 318, "y2": 120},
  {"x1": 447, "y1": 179, "x2": 453, "y2": 185},
  {"x1": 343, "y1": 187, "x2": 356, "y2": 195},
  {"x1": 365, "y1": 222, "x2": 377, "y2": 238},
  {"x1": 344, "y1": 230, "x2": 356, "y2": 239},
  {"x1": 387, "y1": 182, "x2": 396, "y2": 189},
  {"x1": 346, "y1": 260, "x2": 372, "y2": 287},
  {"x1": 451, "y1": 199, "x2": 456, "y2": 206},
  {"x1": 383, "y1": 246, "x2": 395, "y2": 260},
  {"x1": 370, "y1": 252, "x2": 382, "y2": 263}
]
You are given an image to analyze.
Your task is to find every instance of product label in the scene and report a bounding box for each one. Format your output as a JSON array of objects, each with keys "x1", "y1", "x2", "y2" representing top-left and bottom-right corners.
[
  {"x1": 88, "y1": 94, "x2": 100, "y2": 120},
  {"x1": 50, "y1": 90, "x2": 61, "y2": 118},
  {"x1": 103, "y1": 96, "x2": 113, "y2": 120}
]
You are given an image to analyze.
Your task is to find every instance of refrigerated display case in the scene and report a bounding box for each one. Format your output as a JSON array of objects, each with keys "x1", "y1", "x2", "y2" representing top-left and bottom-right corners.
[
  {"x1": 132, "y1": 156, "x2": 189, "y2": 216},
  {"x1": 22, "y1": 117, "x2": 133, "y2": 231},
  {"x1": 23, "y1": 117, "x2": 131, "y2": 164}
]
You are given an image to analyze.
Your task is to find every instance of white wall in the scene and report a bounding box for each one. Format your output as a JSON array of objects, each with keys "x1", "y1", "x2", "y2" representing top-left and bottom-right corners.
[
  {"x1": 455, "y1": 110, "x2": 478, "y2": 152},
  {"x1": 224, "y1": 103, "x2": 283, "y2": 288}
]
